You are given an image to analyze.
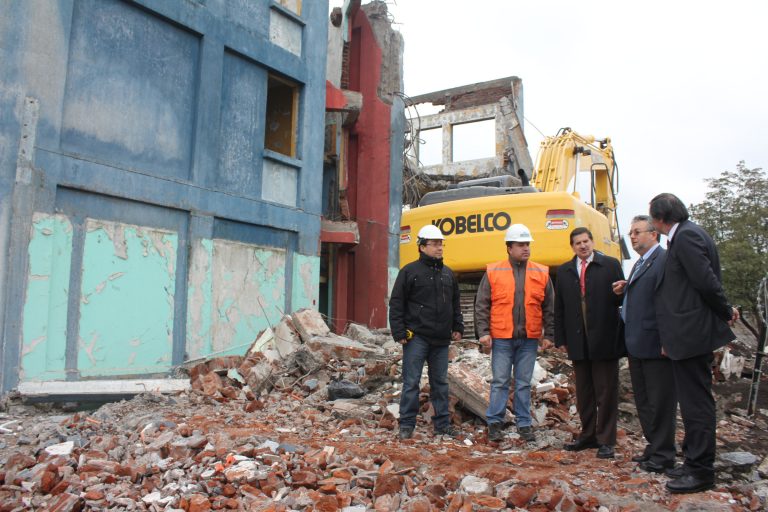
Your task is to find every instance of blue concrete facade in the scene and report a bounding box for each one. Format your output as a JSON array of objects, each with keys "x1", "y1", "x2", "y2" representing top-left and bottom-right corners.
[{"x1": 0, "y1": 0, "x2": 328, "y2": 391}]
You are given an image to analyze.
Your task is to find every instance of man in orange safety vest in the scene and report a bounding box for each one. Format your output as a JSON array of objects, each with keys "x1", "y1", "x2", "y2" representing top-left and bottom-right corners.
[{"x1": 475, "y1": 224, "x2": 554, "y2": 443}]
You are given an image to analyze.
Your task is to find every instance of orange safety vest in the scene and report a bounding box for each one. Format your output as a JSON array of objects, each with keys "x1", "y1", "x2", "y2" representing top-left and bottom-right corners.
[{"x1": 486, "y1": 259, "x2": 549, "y2": 339}]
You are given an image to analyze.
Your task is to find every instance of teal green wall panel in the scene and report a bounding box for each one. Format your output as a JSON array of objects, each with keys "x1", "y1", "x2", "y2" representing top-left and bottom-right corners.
[
  {"x1": 20, "y1": 214, "x2": 73, "y2": 381},
  {"x1": 292, "y1": 253, "x2": 319, "y2": 311},
  {"x1": 78, "y1": 220, "x2": 177, "y2": 377}
]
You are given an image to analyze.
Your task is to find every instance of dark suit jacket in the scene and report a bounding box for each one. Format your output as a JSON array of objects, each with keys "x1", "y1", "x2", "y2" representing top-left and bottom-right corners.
[
  {"x1": 555, "y1": 251, "x2": 626, "y2": 360},
  {"x1": 623, "y1": 246, "x2": 666, "y2": 359},
  {"x1": 655, "y1": 220, "x2": 735, "y2": 360}
]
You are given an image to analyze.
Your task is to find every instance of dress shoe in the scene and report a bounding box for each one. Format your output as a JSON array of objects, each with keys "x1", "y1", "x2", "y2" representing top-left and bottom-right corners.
[
  {"x1": 517, "y1": 425, "x2": 535, "y2": 442},
  {"x1": 665, "y1": 474, "x2": 714, "y2": 494},
  {"x1": 564, "y1": 438, "x2": 599, "y2": 451},
  {"x1": 665, "y1": 465, "x2": 688, "y2": 478},
  {"x1": 631, "y1": 453, "x2": 651, "y2": 463},
  {"x1": 434, "y1": 425, "x2": 460, "y2": 438},
  {"x1": 639, "y1": 460, "x2": 674, "y2": 473},
  {"x1": 596, "y1": 445, "x2": 615, "y2": 459},
  {"x1": 398, "y1": 428, "x2": 414, "y2": 440},
  {"x1": 488, "y1": 422, "x2": 504, "y2": 442}
]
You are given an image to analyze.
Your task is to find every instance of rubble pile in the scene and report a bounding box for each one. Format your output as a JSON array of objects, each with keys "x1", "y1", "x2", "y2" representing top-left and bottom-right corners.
[{"x1": 1, "y1": 310, "x2": 767, "y2": 511}]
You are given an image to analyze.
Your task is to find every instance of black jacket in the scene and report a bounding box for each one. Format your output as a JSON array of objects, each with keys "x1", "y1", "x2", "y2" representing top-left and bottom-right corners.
[
  {"x1": 655, "y1": 220, "x2": 735, "y2": 360},
  {"x1": 554, "y1": 251, "x2": 626, "y2": 360},
  {"x1": 389, "y1": 253, "x2": 464, "y2": 345}
]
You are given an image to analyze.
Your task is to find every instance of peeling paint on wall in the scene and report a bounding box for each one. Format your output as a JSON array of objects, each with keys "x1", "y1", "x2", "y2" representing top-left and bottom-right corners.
[
  {"x1": 78, "y1": 219, "x2": 177, "y2": 377},
  {"x1": 211, "y1": 239, "x2": 286, "y2": 355},
  {"x1": 292, "y1": 253, "x2": 319, "y2": 310},
  {"x1": 20, "y1": 213, "x2": 73, "y2": 381},
  {"x1": 186, "y1": 238, "x2": 213, "y2": 360}
]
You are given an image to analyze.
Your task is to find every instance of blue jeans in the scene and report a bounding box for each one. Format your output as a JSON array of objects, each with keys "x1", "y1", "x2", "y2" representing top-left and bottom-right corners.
[
  {"x1": 399, "y1": 336, "x2": 450, "y2": 429},
  {"x1": 486, "y1": 338, "x2": 538, "y2": 427}
]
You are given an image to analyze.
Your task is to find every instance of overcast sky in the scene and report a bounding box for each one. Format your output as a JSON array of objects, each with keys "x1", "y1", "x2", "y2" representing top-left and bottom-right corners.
[{"x1": 332, "y1": 0, "x2": 768, "y2": 261}]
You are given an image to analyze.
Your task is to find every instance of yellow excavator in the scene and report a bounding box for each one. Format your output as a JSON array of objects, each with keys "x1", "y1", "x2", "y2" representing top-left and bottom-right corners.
[{"x1": 399, "y1": 127, "x2": 628, "y2": 333}]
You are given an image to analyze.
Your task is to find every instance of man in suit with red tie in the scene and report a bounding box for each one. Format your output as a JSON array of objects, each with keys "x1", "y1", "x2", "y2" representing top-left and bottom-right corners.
[
  {"x1": 650, "y1": 193, "x2": 739, "y2": 493},
  {"x1": 612, "y1": 215, "x2": 676, "y2": 474},
  {"x1": 555, "y1": 227, "x2": 625, "y2": 459}
]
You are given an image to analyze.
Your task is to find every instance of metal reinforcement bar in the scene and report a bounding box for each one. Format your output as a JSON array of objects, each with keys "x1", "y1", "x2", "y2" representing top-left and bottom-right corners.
[{"x1": 747, "y1": 276, "x2": 768, "y2": 416}]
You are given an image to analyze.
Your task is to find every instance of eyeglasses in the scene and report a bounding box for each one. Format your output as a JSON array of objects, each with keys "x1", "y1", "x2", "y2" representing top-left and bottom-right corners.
[{"x1": 629, "y1": 229, "x2": 653, "y2": 236}]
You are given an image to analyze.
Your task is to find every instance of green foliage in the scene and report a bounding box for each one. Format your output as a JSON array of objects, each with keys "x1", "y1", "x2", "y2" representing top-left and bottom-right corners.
[{"x1": 690, "y1": 161, "x2": 768, "y2": 315}]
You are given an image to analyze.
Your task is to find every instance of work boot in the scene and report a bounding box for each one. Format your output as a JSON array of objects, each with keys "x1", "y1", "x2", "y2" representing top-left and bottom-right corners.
[
  {"x1": 398, "y1": 427, "x2": 414, "y2": 440},
  {"x1": 435, "y1": 425, "x2": 460, "y2": 438},
  {"x1": 488, "y1": 422, "x2": 504, "y2": 442},
  {"x1": 517, "y1": 425, "x2": 536, "y2": 442}
]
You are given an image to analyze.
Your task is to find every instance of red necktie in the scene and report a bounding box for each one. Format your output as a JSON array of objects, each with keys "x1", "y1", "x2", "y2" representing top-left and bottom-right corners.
[{"x1": 580, "y1": 259, "x2": 588, "y2": 296}]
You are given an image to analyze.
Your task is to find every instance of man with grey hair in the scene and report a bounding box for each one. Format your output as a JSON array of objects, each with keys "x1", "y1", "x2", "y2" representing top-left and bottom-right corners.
[{"x1": 612, "y1": 215, "x2": 676, "y2": 474}]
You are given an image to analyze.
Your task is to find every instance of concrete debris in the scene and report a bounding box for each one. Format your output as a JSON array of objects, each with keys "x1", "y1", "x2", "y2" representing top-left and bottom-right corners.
[
  {"x1": 1, "y1": 308, "x2": 766, "y2": 511},
  {"x1": 718, "y1": 451, "x2": 759, "y2": 471},
  {"x1": 306, "y1": 334, "x2": 385, "y2": 363},
  {"x1": 292, "y1": 308, "x2": 331, "y2": 343},
  {"x1": 250, "y1": 315, "x2": 302, "y2": 362},
  {"x1": 447, "y1": 348, "x2": 513, "y2": 424},
  {"x1": 459, "y1": 475, "x2": 492, "y2": 495}
]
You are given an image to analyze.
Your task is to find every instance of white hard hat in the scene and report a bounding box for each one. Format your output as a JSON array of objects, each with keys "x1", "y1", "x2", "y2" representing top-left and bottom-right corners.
[
  {"x1": 417, "y1": 224, "x2": 445, "y2": 242},
  {"x1": 505, "y1": 223, "x2": 534, "y2": 242}
]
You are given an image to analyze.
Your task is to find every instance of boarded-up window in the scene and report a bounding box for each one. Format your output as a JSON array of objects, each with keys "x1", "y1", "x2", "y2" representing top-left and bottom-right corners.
[{"x1": 265, "y1": 75, "x2": 299, "y2": 158}]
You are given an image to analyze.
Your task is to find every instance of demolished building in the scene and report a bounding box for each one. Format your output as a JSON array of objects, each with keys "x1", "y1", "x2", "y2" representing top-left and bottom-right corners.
[
  {"x1": 322, "y1": 1, "x2": 405, "y2": 334},
  {"x1": 0, "y1": 0, "x2": 409, "y2": 398},
  {"x1": 402, "y1": 76, "x2": 533, "y2": 208},
  {"x1": 0, "y1": 0, "x2": 329, "y2": 396}
]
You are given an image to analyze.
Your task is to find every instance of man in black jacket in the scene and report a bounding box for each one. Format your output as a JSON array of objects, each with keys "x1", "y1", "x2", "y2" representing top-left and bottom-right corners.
[
  {"x1": 650, "y1": 193, "x2": 739, "y2": 493},
  {"x1": 389, "y1": 225, "x2": 464, "y2": 440},
  {"x1": 612, "y1": 215, "x2": 676, "y2": 474},
  {"x1": 555, "y1": 227, "x2": 625, "y2": 459}
]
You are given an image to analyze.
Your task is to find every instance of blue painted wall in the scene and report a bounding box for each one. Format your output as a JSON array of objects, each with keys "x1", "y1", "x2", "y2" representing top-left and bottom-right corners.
[{"x1": 0, "y1": 0, "x2": 328, "y2": 391}]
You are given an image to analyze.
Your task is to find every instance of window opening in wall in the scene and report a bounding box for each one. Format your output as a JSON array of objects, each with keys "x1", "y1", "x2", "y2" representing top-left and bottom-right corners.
[
  {"x1": 265, "y1": 75, "x2": 299, "y2": 158},
  {"x1": 452, "y1": 119, "x2": 495, "y2": 162},
  {"x1": 416, "y1": 127, "x2": 442, "y2": 166}
]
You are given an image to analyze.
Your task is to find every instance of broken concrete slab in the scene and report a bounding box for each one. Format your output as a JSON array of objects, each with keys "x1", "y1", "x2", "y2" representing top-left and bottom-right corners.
[
  {"x1": 239, "y1": 355, "x2": 274, "y2": 395},
  {"x1": 344, "y1": 323, "x2": 392, "y2": 348},
  {"x1": 285, "y1": 345, "x2": 325, "y2": 375},
  {"x1": 306, "y1": 335, "x2": 385, "y2": 363},
  {"x1": 447, "y1": 361, "x2": 513, "y2": 424},
  {"x1": 344, "y1": 322, "x2": 377, "y2": 344},
  {"x1": 16, "y1": 379, "x2": 190, "y2": 399},
  {"x1": 291, "y1": 308, "x2": 331, "y2": 343},
  {"x1": 249, "y1": 315, "x2": 302, "y2": 362}
]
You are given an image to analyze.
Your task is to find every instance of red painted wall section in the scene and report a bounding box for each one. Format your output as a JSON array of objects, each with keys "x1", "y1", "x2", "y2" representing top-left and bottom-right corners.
[
  {"x1": 348, "y1": 8, "x2": 392, "y2": 328},
  {"x1": 326, "y1": 80, "x2": 348, "y2": 111}
]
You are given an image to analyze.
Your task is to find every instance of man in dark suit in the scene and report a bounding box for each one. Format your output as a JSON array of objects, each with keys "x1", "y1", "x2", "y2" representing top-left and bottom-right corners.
[
  {"x1": 612, "y1": 215, "x2": 676, "y2": 474},
  {"x1": 650, "y1": 193, "x2": 739, "y2": 493},
  {"x1": 555, "y1": 227, "x2": 625, "y2": 459}
]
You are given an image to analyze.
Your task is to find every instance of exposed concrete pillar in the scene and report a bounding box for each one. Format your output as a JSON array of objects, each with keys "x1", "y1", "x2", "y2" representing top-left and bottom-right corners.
[{"x1": 2, "y1": 96, "x2": 40, "y2": 392}]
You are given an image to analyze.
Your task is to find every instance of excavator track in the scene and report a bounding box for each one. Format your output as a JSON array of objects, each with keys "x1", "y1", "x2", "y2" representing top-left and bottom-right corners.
[{"x1": 459, "y1": 283, "x2": 479, "y2": 340}]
